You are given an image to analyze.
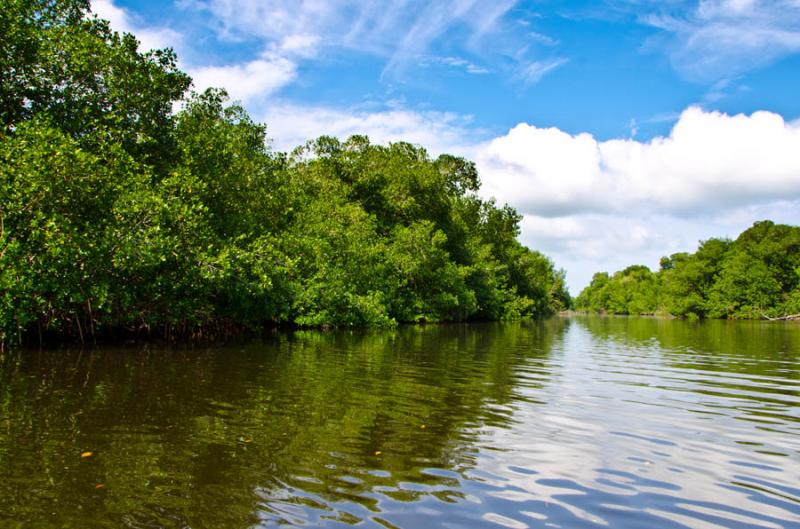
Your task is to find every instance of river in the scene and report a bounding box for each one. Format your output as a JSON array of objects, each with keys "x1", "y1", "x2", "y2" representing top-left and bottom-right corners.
[{"x1": 1, "y1": 317, "x2": 798, "y2": 528}]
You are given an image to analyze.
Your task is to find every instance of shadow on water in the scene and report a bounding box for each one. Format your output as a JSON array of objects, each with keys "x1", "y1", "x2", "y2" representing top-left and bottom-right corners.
[{"x1": 0, "y1": 320, "x2": 567, "y2": 529}]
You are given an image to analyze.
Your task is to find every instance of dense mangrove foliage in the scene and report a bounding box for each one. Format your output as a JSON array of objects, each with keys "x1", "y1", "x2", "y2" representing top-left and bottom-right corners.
[
  {"x1": 0, "y1": 0, "x2": 570, "y2": 347},
  {"x1": 575, "y1": 221, "x2": 800, "y2": 320}
]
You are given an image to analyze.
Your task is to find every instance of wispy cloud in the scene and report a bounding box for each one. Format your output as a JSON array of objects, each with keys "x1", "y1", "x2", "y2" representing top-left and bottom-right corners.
[
  {"x1": 188, "y1": 0, "x2": 517, "y2": 62},
  {"x1": 518, "y1": 58, "x2": 568, "y2": 84},
  {"x1": 527, "y1": 31, "x2": 560, "y2": 46},
  {"x1": 642, "y1": 111, "x2": 682, "y2": 124},
  {"x1": 642, "y1": 0, "x2": 800, "y2": 82},
  {"x1": 430, "y1": 56, "x2": 490, "y2": 74},
  {"x1": 183, "y1": 0, "x2": 534, "y2": 80},
  {"x1": 156, "y1": 0, "x2": 571, "y2": 95},
  {"x1": 256, "y1": 102, "x2": 481, "y2": 156}
]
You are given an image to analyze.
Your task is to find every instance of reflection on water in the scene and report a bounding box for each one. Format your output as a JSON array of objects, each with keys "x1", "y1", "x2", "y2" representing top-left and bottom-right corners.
[{"x1": 0, "y1": 317, "x2": 798, "y2": 529}]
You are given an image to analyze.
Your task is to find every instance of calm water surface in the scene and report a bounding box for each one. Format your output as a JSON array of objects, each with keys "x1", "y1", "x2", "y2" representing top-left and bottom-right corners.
[{"x1": 1, "y1": 317, "x2": 799, "y2": 528}]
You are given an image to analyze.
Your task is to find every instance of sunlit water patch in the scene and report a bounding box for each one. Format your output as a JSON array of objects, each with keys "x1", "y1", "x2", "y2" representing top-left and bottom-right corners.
[{"x1": 1, "y1": 317, "x2": 798, "y2": 528}]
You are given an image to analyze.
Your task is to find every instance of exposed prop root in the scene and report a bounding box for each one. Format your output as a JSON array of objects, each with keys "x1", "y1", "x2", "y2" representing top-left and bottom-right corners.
[{"x1": 761, "y1": 313, "x2": 800, "y2": 321}]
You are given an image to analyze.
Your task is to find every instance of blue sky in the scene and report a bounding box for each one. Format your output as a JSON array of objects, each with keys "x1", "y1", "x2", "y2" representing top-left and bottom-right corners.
[{"x1": 94, "y1": 0, "x2": 800, "y2": 293}]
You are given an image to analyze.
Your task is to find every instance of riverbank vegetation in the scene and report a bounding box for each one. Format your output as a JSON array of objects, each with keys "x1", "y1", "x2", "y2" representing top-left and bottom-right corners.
[
  {"x1": 0, "y1": 0, "x2": 569, "y2": 347},
  {"x1": 575, "y1": 221, "x2": 800, "y2": 320}
]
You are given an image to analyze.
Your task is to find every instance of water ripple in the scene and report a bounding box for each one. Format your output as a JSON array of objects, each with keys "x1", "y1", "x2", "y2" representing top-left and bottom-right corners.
[{"x1": 1, "y1": 319, "x2": 799, "y2": 528}]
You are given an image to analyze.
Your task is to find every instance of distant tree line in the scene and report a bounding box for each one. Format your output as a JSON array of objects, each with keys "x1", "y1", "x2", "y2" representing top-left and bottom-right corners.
[
  {"x1": 575, "y1": 221, "x2": 800, "y2": 320},
  {"x1": 0, "y1": 0, "x2": 570, "y2": 347}
]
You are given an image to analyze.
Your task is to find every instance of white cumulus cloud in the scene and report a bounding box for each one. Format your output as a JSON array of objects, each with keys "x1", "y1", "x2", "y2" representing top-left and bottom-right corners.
[
  {"x1": 189, "y1": 53, "x2": 297, "y2": 103},
  {"x1": 475, "y1": 106, "x2": 800, "y2": 292},
  {"x1": 93, "y1": 0, "x2": 301, "y2": 102},
  {"x1": 258, "y1": 103, "x2": 800, "y2": 294},
  {"x1": 91, "y1": 0, "x2": 182, "y2": 51},
  {"x1": 477, "y1": 106, "x2": 800, "y2": 217}
]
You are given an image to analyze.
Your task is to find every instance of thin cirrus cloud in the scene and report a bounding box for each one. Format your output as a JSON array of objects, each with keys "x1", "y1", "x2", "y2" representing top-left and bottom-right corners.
[
  {"x1": 96, "y1": 0, "x2": 565, "y2": 102},
  {"x1": 476, "y1": 106, "x2": 800, "y2": 218},
  {"x1": 518, "y1": 58, "x2": 569, "y2": 85},
  {"x1": 259, "y1": 103, "x2": 481, "y2": 156},
  {"x1": 433, "y1": 57, "x2": 490, "y2": 75},
  {"x1": 185, "y1": 0, "x2": 546, "y2": 80},
  {"x1": 191, "y1": 0, "x2": 517, "y2": 57},
  {"x1": 380, "y1": 0, "x2": 517, "y2": 76},
  {"x1": 643, "y1": 0, "x2": 800, "y2": 81}
]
